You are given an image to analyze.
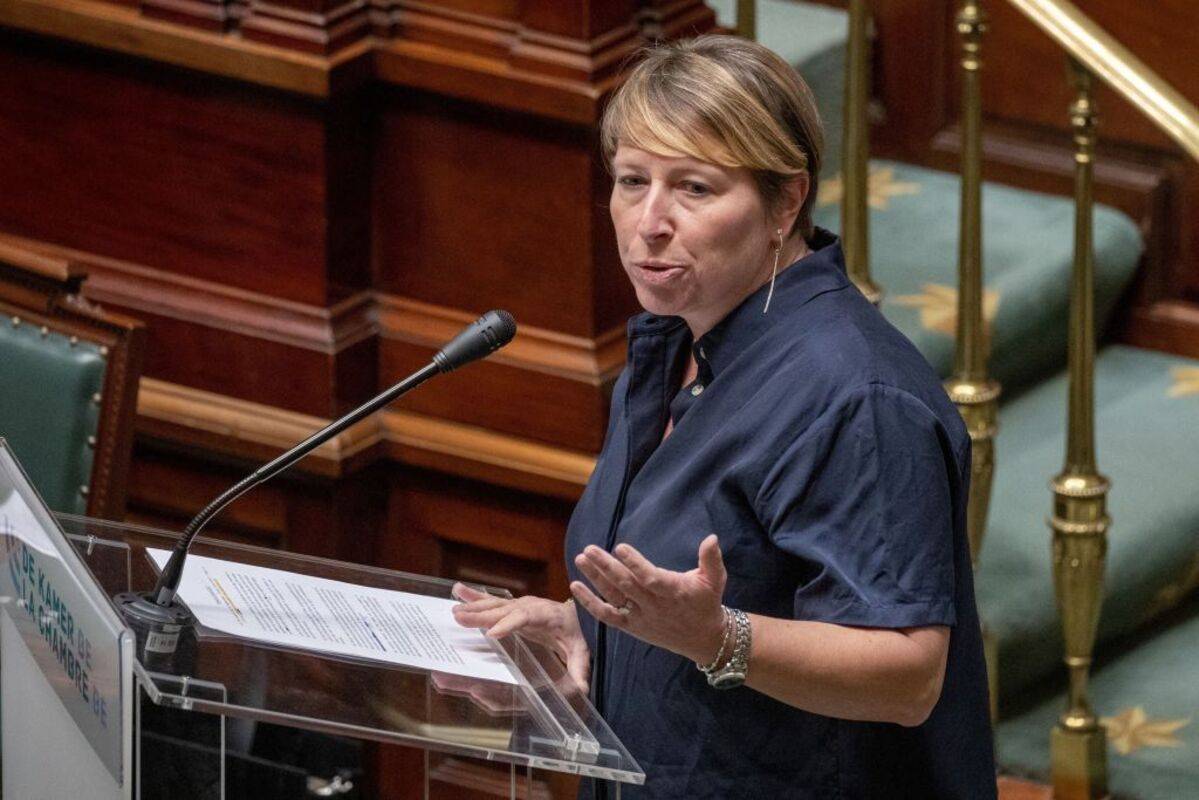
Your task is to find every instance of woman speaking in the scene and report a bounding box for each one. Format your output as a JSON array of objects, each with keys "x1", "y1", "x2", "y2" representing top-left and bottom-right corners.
[{"x1": 453, "y1": 34, "x2": 996, "y2": 799}]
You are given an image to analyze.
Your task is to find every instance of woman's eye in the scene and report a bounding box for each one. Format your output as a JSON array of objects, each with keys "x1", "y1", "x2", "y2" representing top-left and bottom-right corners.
[
  {"x1": 682, "y1": 181, "x2": 710, "y2": 196},
  {"x1": 617, "y1": 175, "x2": 647, "y2": 187}
]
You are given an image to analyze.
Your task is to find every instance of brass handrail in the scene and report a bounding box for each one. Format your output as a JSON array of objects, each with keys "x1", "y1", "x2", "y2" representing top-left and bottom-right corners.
[{"x1": 1006, "y1": 0, "x2": 1199, "y2": 161}]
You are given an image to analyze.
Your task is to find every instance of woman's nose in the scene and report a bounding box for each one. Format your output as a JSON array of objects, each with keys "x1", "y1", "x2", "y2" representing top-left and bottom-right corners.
[{"x1": 636, "y1": 187, "x2": 674, "y2": 243}]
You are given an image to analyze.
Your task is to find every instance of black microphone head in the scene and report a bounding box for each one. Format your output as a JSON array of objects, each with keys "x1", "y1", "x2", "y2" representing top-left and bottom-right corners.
[{"x1": 434, "y1": 309, "x2": 517, "y2": 373}]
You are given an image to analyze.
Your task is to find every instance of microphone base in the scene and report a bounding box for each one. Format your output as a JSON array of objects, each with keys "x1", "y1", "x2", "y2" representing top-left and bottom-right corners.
[{"x1": 115, "y1": 591, "x2": 196, "y2": 672}]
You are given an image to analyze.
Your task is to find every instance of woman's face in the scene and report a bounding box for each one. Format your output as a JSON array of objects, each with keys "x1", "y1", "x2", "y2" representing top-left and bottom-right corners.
[{"x1": 610, "y1": 145, "x2": 780, "y2": 337}]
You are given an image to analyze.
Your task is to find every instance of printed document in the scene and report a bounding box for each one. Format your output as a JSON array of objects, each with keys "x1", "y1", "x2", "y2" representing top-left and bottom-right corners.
[{"x1": 147, "y1": 549, "x2": 516, "y2": 684}]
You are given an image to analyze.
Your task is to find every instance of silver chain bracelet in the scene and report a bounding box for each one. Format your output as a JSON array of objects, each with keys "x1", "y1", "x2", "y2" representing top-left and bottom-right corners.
[
  {"x1": 707, "y1": 608, "x2": 751, "y2": 689},
  {"x1": 696, "y1": 605, "x2": 733, "y2": 674}
]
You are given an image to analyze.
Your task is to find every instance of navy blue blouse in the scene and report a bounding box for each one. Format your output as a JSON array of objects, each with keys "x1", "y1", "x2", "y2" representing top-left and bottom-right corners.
[{"x1": 565, "y1": 230, "x2": 996, "y2": 799}]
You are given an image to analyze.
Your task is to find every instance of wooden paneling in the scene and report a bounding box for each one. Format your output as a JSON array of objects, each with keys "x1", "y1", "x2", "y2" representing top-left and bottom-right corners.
[
  {"x1": 239, "y1": 0, "x2": 371, "y2": 55},
  {"x1": 0, "y1": 0, "x2": 370, "y2": 96},
  {"x1": 125, "y1": 442, "x2": 291, "y2": 546},
  {"x1": 372, "y1": 90, "x2": 635, "y2": 338},
  {"x1": 0, "y1": 31, "x2": 340, "y2": 304},
  {"x1": 382, "y1": 467, "x2": 573, "y2": 591},
  {"x1": 382, "y1": 340, "x2": 614, "y2": 452}
]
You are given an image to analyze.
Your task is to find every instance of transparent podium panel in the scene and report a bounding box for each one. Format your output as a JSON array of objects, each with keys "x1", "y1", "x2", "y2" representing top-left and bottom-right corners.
[
  {"x1": 56, "y1": 513, "x2": 645, "y2": 798},
  {"x1": 0, "y1": 444, "x2": 136, "y2": 800}
]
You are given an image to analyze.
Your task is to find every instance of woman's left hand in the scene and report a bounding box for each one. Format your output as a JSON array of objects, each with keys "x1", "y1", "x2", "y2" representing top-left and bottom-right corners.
[{"x1": 572, "y1": 534, "x2": 727, "y2": 665}]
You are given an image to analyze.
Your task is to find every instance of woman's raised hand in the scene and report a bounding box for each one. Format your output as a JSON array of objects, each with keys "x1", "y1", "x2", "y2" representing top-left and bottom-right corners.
[
  {"x1": 571, "y1": 534, "x2": 728, "y2": 667},
  {"x1": 451, "y1": 583, "x2": 591, "y2": 694}
]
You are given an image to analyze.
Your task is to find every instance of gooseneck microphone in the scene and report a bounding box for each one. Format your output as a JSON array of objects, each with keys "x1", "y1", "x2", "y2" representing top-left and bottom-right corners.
[{"x1": 117, "y1": 310, "x2": 516, "y2": 641}]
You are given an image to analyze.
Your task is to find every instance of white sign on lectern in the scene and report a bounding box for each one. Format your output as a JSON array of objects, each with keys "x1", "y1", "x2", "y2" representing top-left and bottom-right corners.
[{"x1": 0, "y1": 441, "x2": 133, "y2": 800}]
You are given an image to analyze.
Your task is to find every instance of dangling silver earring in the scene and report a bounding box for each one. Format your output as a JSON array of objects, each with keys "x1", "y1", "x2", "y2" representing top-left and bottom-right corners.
[{"x1": 763, "y1": 228, "x2": 783, "y2": 314}]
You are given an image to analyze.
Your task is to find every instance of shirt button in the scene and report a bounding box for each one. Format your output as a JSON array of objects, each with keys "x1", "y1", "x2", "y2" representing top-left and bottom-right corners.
[{"x1": 691, "y1": 384, "x2": 704, "y2": 397}]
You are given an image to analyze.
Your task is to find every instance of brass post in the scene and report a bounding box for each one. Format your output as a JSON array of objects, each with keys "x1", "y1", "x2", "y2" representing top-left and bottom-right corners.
[
  {"x1": 841, "y1": 0, "x2": 881, "y2": 304},
  {"x1": 1049, "y1": 58, "x2": 1110, "y2": 800},
  {"x1": 944, "y1": 0, "x2": 1001, "y2": 721},
  {"x1": 736, "y1": 0, "x2": 756, "y2": 41}
]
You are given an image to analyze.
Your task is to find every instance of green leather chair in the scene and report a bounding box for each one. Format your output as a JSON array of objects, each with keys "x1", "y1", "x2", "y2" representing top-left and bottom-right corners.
[{"x1": 0, "y1": 240, "x2": 144, "y2": 519}]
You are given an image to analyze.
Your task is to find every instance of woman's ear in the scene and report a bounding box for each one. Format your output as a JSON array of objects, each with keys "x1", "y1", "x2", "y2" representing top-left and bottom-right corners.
[{"x1": 776, "y1": 173, "x2": 809, "y2": 237}]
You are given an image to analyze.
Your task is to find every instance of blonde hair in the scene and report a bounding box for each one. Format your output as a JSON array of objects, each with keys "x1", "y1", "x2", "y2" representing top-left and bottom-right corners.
[{"x1": 601, "y1": 35, "x2": 824, "y2": 240}]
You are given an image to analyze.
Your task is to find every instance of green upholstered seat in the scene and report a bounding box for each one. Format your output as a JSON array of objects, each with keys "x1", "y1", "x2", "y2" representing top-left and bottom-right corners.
[
  {"x1": 974, "y1": 345, "x2": 1199, "y2": 703},
  {"x1": 813, "y1": 159, "x2": 1144, "y2": 395},
  {"x1": 996, "y1": 594, "x2": 1199, "y2": 799},
  {"x1": 0, "y1": 242, "x2": 143, "y2": 519},
  {"x1": 0, "y1": 317, "x2": 107, "y2": 514}
]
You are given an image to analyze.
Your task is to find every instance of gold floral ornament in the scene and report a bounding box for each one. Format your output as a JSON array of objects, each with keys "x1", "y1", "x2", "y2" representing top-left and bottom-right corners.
[
  {"x1": 1101, "y1": 706, "x2": 1191, "y2": 756},
  {"x1": 819, "y1": 166, "x2": 921, "y2": 211},
  {"x1": 892, "y1": 283, "x2": 1001, "y2": 339},
  {"x1": 1167, "y1": 366, "x2": 1199, "y2": 398}
]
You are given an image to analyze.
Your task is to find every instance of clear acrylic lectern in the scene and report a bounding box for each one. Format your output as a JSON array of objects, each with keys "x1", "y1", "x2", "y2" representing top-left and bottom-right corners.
[{"x1": 0, "y1": 439, "x2": 644, "y2": 799}]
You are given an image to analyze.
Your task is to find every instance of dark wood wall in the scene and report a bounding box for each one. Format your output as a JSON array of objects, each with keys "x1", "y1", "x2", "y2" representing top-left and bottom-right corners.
[{"x1": 1, "y1": 0, "x2": 1195, "y2": 796}]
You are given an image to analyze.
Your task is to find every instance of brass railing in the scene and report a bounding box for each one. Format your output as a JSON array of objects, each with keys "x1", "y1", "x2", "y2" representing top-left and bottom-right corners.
[
  {"x1": 995, "y1": 3, "x2": 1198, "y2": 798},
  {"x1": 1007, "y1": 0, "x2": 1199, "y2": 161},
  {"x1": 735, "y1": 1, "x2": 1199, "y2": 797},
  {"x1": 840, "y1": 0, "x2": 880, "y2": 304},
  {"x1": 943, "y1": 0, "x2": 1002, "y2": 724}
]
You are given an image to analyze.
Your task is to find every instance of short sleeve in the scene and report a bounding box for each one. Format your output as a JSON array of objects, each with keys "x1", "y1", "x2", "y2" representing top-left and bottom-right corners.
[{"x1": 754, "y1": 383, "x2": 960, "y2": 628}]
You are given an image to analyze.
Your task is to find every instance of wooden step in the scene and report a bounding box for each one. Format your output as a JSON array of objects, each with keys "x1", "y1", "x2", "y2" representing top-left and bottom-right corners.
[{"x1": 999, "y1": 776, "x2": 1053, "y2": 800}]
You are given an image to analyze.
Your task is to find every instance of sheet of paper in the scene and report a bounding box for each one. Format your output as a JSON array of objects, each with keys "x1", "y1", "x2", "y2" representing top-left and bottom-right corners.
[{"x1": 147, "y1": 549, "x2": 516, "y2": 685}]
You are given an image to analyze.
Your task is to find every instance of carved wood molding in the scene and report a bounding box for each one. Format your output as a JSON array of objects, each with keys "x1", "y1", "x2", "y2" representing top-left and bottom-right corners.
[
  {"x1": 140, "y1": 0, "x2": 235, "y2": 34},
  {"x1": 239, "y1": 0, "x2": 372, "y2": 55},
  {"x1": 637, "y1": 0, "x2": 718, "y2": 40},
  {"x1": 137, "y1": 376, "x2": 380, "y2": 464},
  {"x1": 374, "y1": 294, "x2": 627, "y2": 386},
  {"x1": 0, "y1": 0, "x2": 365, "y2": 96},
  {"x1": 137, "y1": 377, "x2": 596, "y2": 496},
  {"x1": 19, "y1": 229, "x2": 629, "y2": 384},
  {"x1": 0, "y1": 230, "x2": 376, "y2": 354},
  {"x1": 380, "y1": 405, "x2": 596, "y2": 496},
  {"x1": 0, "y1": 0, "x2": 715, "y2": 119},
  {"x1": 0, "y1": 231, "x2": 625, "y2": 457},
  {"x1": 1121, "y1": 299, "x2": 1199, "y2": 361}
]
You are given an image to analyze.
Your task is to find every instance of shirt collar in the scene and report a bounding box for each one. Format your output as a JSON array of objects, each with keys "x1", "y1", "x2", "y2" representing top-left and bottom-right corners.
[{"x1": 626, "y1": 227, "x2": 849, "y2": 379}]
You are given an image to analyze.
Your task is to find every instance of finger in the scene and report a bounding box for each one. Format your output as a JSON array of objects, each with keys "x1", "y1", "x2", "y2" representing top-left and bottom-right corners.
[
  {"x1": 566, "y1": 640, "x2": 591, "y2": 695},
  {"x1": 452, "y1": 605, "x2": 512, "y2": 629},
  {"x1": 573, "y1": 553, "x2": 628, "y2": 608},
  {"x1": 486, "y1": 607, "x2": 531, "y2": 639},
  {"x1": 612, "y1": 543, "x2": 666, "y2": 596},
  {"x1": 452, "y1": 582, "x2": 488, "y2": 602},
  {"x1": 697, "y1": 534, "x2": 727, "y2": 590},
  {"x1": 577, "y1": 547, "x2": 641, "y2": 603},
  {"x1": 570, "y1": 581, "x2": 626, "y2": 628},
  {"x1": 455, "y1": 595, "x2": 510, "y2": 613}
]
